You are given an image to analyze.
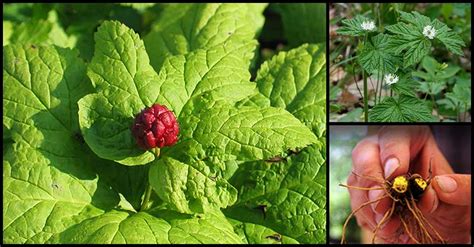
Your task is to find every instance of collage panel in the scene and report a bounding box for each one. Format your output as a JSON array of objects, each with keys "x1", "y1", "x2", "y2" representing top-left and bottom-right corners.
[
  {"x1": 329, "y1": 125, "x2": 471, "y2": 244},
  {"x1": 3, "y1": 2, "x2": 473, "y2": 245},
  {"x1": 3, "y1": 3, "x2": 328, "y2": 244},
  {"x1": 329, "y1": 3, "x2": 471, "y2": 122}
]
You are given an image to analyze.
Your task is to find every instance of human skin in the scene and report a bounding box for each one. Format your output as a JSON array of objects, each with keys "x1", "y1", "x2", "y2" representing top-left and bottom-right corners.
[{"x1": 347, "y1": 126, "x2": 471, "y2": 244}]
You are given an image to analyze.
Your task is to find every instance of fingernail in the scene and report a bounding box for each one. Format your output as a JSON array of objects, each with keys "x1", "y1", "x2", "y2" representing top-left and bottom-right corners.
[
  {"x1": 384, "y1": 157, "x2": 400, "y2": 179},
  {"x1": 368, "y1": 189, "x2": 383, "y2": 212},
  {"x1": 436, "y1": 176, "x2": 457, "y2": 193}
]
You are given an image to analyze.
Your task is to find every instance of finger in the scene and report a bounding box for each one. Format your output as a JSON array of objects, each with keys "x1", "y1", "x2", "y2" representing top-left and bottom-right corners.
[
  {"x1": 432, "y1": 174, "x2": 471, "y2": 206},
  {"x1": 347, "y1": 173, "x2": 377, "y2": 230},
  {"x1": 348, "y1": 183, "x2": 377, "y2": 230},
  {"x1": 416, "y1": 136, "x2": 454, "y2": 178},
  {"x1": 368, "y1": 188, "x2": 392, "y2": 215},
  {"x1": 377, "y1": 126, "x2": 431, "y2": 179},
  {"x1": 415, "y1": 136, "x2": 453, "y2": 215},
  {"x1": 418, "y1": 185, "x2": 439, "y2": 215},
  {"x1": 351, "y1": 135, "x2": 385, "y2": 187},
  {"x1": 377, "y1": 215, "x2": 401, "y2": 239},
  {"x1": 351, "y1": 136, "x2": 391, "y2": 216}
]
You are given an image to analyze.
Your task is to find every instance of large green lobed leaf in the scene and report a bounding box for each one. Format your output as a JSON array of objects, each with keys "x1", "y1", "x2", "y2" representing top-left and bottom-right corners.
[
  {"x1": 79, "y1": 20, "x2": 259, "y2": 166},
  {"x1": 4, "y1": 4, "x2": 328, "y2": 243},
  {"x1": 248, "y1": 43, "x2": 326, "y2": 137},
  {"x1": 3, "y1": 44, "x2": 118, "y2": 243},
  {"x1": 151, "y1": 103, "x2": 317, "y2": 214},
  {"x1": 144, "y1": 3, "x2": 267, "y2": 71},
  {"x1": 225, "y1": 143, "x2": 326, "y2": 243},
  {"x1": 369, "y1": 95, "x2": 435, "y2": 122},
  {"x1": 2, "y1": 41, "x2": 250, "y2": 246},
  {"x1": 53, "y1": 209, "x2": 242, "y2": 244},
  {"x1": 385, "y1": 10, "x2": 465, "y2": 67},
  {"x1": 357, "y1": 33, "x2": 401, "y2": 74},
  {"x1": 229, "y1": 43, "x2": 327, "y2": 243}
]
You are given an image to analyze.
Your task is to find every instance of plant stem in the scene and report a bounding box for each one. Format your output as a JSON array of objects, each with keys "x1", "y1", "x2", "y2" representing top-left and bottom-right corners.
[
  {"x1": 351, "y1": 60, "x2": 363, "y2": 99},
  {"x1": 140, "y1": 148, "x2": 160, "y2": 212},
  {"x1": 363, "y1": 70, "x2": 369, "y2": 122},
  {"x1": 463, "y1": 103, "x2": 467, "y2": 122},
  {"x1": 140, "y1": 182, "x2": 153, "y2": 211},
  {"x1": 362, "y1": 33, "x2": 369, "y2": 122},
  {"x1": 456, "y1": 105, "x2": 460, "y2": 122},
  {"x1": 374, "y1": 72, "x2": 379, "y2": 104},
  {"x1": 430, "y1": 94, "x2": 438, "y2": 118},
  {"x1": 378, "y1": 69, "x2": 384, "y2": 104},
  {"x1": 331, "y1": 55, "x2": 358, "y2": 69}
]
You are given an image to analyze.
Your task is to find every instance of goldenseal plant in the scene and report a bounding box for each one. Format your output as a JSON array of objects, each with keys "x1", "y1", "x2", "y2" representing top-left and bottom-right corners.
[
  {"x1": 3, "y1": 3, "x2": 326, "y2": 244},
  {"x1": 336, "y1": 10, "x2": 466, "y2": 122}
]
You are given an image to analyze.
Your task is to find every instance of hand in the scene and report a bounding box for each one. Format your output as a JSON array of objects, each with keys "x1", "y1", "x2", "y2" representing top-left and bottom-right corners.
[{"x1": 347, "y1": 126, "x2": 471, "y2": 244}]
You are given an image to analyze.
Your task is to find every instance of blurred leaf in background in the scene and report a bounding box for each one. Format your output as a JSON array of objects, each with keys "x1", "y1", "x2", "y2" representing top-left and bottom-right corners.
[
  {"x1": 273, "y1": 3, "x2": 326, "y2": 47},
  {"x1": 2, "y1": 3, "x2": 163, "y2": 61},
  {"x1": 329, "y1": 126, "x2": 367, "y2": 243}
]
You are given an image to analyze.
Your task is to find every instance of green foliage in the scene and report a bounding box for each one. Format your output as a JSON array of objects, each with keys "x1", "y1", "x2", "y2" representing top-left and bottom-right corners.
[
  {"x1": 3, "y1": 3, "x2": 326, "y2": 244},
  {"x1": 242, "y1": 43, "x2": 326, "y2": 137},
  {"x1": 390, "y1": 74, "x2": 418, "y2": 97},
  {"x1": 335, "y1": 4, "x2": 469, "y2": 122},
  {"x1": 79, "y1": 21, "x2": 162, "y2": 165},
  {"x1": 229, "y1": 219, "x2": 299, "y2": 244},
  {"x1": 225, "y1": 143, "x2": 326, "y2": 243},
  {"x1": 273, "y1": 3, "x2": 327, "y2": 46},
  {"x1": 385, "y1": 10, "x2": 465, "y2": 67},
  {"x1": 369, "y1": 95, "x2": 435, "y2": 122},
  {"x1": 357, "y1": 33, "x2": 400, "y2": 74},
  {"x1": 413, "y1": 56, "x2": 460, "y2": 95},
  {"x1": 438, "y1": 78, "x2": 472, "y2": 113},
  {"x1": 7, "y1": 10, "x2": 75, "y2": 48},
  {"x1": 337, "y1": 15, "x2": 377, "y2": 36},
  {"x1": 144, "y1": 3, "x2": 267, "y2": 71}
]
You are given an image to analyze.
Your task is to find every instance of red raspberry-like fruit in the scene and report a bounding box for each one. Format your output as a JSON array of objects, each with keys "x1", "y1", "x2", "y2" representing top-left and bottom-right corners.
[{"x1": 131, "y1": 104, "x2": 179, "y2": 150}]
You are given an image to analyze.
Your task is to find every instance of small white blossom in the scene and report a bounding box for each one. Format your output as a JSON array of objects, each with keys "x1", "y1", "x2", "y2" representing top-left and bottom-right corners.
[
  {"x1": 423, "y1": 25, "x2": 436, "y2": 39},
  {"x1": 384, "y1": 74, "x2": 399, "y2": 85},
  {"x1": 361, "y1": 20, "x2": 376, "y2": 31}
]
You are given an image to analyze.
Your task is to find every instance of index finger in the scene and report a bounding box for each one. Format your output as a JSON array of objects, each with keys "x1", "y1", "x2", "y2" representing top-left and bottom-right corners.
[
  {"x1": 351, "y1": 135, "x2": 392, "y2": 215},
  {"x1": 377, "y1": 126, "x2": 431, "y2": 179},
  {"x1": 352, "y1": 135, "x2": 385, "y2": 187}
]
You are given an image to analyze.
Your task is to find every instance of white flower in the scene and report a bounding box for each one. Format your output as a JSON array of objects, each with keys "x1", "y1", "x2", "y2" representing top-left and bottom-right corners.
[
  {"x1": 384, "y1": 74, "x2": 399, "y2": 85},
  {"x1": 361, "y1": 20, "x2": 376, "y2": 31},
  {"x1": 423, "y1": 25, "x2": 436, "y2": 39}
]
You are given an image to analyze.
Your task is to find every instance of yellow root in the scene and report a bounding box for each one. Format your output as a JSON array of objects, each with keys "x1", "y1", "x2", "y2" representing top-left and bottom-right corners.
[
  {"x1": 400, "y1": 215, "x2": 420, "y2": 244},
  {"x1": 339, "y1": 184, "x2": 385, "y2": 191},
  {"x1": 371, "y1": 200, "x2": 396, "y2": 243},
  {"x1": 341, "y1": 161, "x2": 444, "y2": 244},
  {"x1": 350, "y1": 170, "x2": 386, "y2": 183},
  {"x1": 409, "y1": 196, "x2": 446, "y2": 243},
  {"x1": 341, "y1": 195, "x2": 389, "y2": 244},
  {"x1": 404, "y1": 197, "x2": 433, "y2": 243}
]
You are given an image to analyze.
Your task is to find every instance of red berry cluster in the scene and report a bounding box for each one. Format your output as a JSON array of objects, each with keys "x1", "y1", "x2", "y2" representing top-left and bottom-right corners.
[{"x1": 131, "y1": 104, "x2": 179, "y2": 149}]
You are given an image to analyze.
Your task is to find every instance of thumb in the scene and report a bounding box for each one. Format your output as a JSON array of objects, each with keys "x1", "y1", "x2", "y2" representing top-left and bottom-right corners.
[{"x1": 432, "y1": 174, "x2": 471, "y2": 206}]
